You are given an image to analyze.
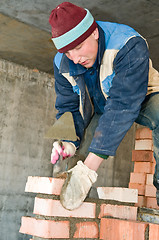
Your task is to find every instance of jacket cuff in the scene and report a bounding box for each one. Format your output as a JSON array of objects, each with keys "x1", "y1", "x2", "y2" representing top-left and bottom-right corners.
[
  {"x1": 62, "y1": 139, "x2": 80, "y2": 149},
  {"x1": 90, "y1": 152, "x2": 109, "y2": 159}
]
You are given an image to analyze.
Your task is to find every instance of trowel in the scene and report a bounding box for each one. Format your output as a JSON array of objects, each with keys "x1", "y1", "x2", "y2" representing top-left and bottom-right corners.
[{"x1": 45, "y1": 112, "x2": 77, "y2": 177}]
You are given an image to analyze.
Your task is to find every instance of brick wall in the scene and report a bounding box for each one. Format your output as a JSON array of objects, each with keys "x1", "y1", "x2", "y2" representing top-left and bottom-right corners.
[
  {"x1": 19, "y1": 176, "x2": 138, "y2": 239},
  {"x1": 20, "y1": 161, "x2": 159, "y2": 239},
  {"x1": 129, "y1": 127, "x2": 159, "y2": 209}
]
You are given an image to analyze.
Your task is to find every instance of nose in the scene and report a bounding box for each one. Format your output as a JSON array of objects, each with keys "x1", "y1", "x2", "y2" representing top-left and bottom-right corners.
[{"x1": 68, "y1": 50, "x2": 80, "y2": 64}]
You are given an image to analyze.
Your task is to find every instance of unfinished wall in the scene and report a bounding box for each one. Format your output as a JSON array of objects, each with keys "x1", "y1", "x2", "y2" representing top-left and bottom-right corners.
[
  {"x1": 0, "y1": 59, "x2": 56, "y2": 240},
  {"x1": 0, "y1": 58, "x2": 136, "y2": 240}
]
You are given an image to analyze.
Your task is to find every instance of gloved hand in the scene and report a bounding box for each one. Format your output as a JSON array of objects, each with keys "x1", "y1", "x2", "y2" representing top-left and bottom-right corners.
[
  {"x1": 51, "y1": 141, "x2": 76, "y2": 164},
  {"x1": 156, "y1": 189, "x2": 159, "y2": 206},
  {"x1": 60, "y1": 161, "x2": 98, "y2": 210}
]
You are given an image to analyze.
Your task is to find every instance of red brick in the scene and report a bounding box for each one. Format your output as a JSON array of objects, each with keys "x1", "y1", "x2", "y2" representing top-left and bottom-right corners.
[
  {"x1": 134, "y1": 162, "x2": 155, "y2": 174},
  {"x1": 145, "y1": 185, "x2": 156, "y2": 197},
  {"x1": 135, "y1": 139, "x2": 153, "y2": 151},
  {"x1": 98, "y1": 204, "x2": 137, "y2": 221},
  {"x1": 73, "y1": 221, "x2": 99, "y2": 238},
  {"x1": 19, "y1": 216, "x2": 69, "y2": 238},
  {"x1": 135, "y1": 196, "x2": 146, "y2": 207},
  {"x1": 25, "y1": 176, "x2": 65, "y2": 195},
  {"x1": 97, "y1": 187, "x2": 138, "y2": 203},
  {"x1": 132, "y1": 150, "x2": 155, "y2": 162},
  {"x1": 146, "y1": 174, "x2": 154, "y2": 185},
  {"x1": 100, "y1": 218, "x2": 148, "y2": 240},
  {"x1": 149, "y1": 223, "x2": 159, "y2": 240},
  {"x1": 129, "y1": 183, "x2": 145, "y2": 196},
  {"x1": 33, "y1": 197, "x2": 96, "y2": 218},
  {"x1": 135, "y1": 128, "x2": 152, "y2": 140},
  {"x1": 152, "y1": 163, "x2": 155, "y2": 173},
  {"x1": 130, "y1": 172, "x2": 146, "y2": 184},
  {"x1": 146, "y1": 197, "x2": 159, "y2": 209}
]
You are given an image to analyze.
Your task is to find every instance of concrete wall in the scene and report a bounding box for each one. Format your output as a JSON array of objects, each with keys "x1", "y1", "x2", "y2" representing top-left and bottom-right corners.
[{"x1": 0, "y1": 59, "x2": 56, "y2": 239}]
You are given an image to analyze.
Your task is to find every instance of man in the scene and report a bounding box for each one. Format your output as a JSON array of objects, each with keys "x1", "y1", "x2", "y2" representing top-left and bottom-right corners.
[{"x1": 49, "y1": 2, "x2": 159, "y2": 210}]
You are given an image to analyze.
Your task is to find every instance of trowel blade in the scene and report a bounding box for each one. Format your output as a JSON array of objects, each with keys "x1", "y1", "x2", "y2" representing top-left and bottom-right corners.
[{"x1": 44, "y1": 112, "x2": 77, "y2": 141}]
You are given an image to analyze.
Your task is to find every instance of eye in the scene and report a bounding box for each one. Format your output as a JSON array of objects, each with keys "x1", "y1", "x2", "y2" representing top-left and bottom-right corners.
[{"x1": 75, "y1": 44, "x2": 82, "y2": 50}]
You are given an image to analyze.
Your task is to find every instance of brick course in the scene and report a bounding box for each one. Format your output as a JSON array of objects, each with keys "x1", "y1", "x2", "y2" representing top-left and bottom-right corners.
[
  {"x1": 19, "y1": 128, "x2": 159, "y2": 239},
  {"x1": 133, "y1": 162, "x2": 155, "y2": 174},
  {"x1": 145, "y1": 185, "x2": 156, "y2": 197},
  {"x1": 149, "y1": 223, "x2": 159, "y2": 240},
  {"x1": 130, "y1": 172, "x2": 146, "y2": 184},
  {"x1": 135, "y1": 127, "x2": 152, "y2": 140},
  {"x1": 25, "y1": 176, "x2": 65, "y2": 195},
  {"x1": 135, "y1": 139, "x2": 153, "y2": 151},
  {"x1": 73, "y1": 221, "x2": 99, "y2": 238},
  {"x1": 97, "y1": 187, "x2": 138, "y2": 203},
  {"x1": 146, "y1": 197, "x2": 159, "y2": 210},
  {"x1": 100, "y1": 218, "x2": 148, "y2": 240},
  {"x1": 132, "y1": 150, "x2": 154, "y2": 162},
  {"x1": 129, "y1": 127, "x2": 158, "y2": 209},
  {"x1": 129, "y1": 183, "x2": 145, "y2": 195},
  {"x1": 19, "y1": 216, "x2": 70, "y2": 238},
  {"x1": 98, "y1": 204, "x2": 137, "y2": 221},
  {"x1": 20, "y1": 174, "x2": 159, "y2": 239},
  {"x1": 33, "y1": 197, "x2": 96, "y2": 218}
]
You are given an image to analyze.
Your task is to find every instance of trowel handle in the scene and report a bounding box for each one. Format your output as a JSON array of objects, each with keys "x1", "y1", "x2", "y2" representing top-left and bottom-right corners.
[
  {"x1": 53, "y1": 140, "x2": 76, "y2": 162},
  {"x1": 57, "y1": 141, "x2": 63, "y2": 163},
  {"x1": 58, "y1": 140, "x2": 63, "y2": 148}
]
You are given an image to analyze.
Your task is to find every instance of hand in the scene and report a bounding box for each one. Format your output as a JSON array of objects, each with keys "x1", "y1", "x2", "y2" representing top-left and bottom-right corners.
[
  {"x1": 51, "y1": 141, "x2": 76, "y2": 164},
  {"x1": 60, "y1": 161, "x2": 98, "y2": 210}
]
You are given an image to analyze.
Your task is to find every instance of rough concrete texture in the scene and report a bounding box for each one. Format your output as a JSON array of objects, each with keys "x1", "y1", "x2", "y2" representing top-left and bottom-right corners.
[
  {"x1": 0, "y1": 0, "x2": 159, "y2": 240},
  {"x1": 0, "y1": 0, "x2": 158, "y2": 72},
  {"x1": 0, "y1": 13, "x2": 56, "y2": 74},
  {"x1": 0, "y1": 59, "x2": 56, "y2": 239}
]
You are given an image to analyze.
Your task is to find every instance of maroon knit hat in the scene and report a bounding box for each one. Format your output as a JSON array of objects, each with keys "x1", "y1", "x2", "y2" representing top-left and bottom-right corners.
[{"x1": 49, "y1": 2, "x2": 97, "y2": 53}]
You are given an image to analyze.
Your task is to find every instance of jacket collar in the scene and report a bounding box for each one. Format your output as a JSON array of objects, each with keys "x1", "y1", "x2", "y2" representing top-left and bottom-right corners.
[{"x1": 59, "y1": 24, "x2": 105, "y2": 76}]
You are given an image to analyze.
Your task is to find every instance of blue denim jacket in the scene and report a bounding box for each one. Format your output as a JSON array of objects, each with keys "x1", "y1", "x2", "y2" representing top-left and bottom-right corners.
[{"x1": 53, "y1": 21, "x2": 149, "y2": 156}]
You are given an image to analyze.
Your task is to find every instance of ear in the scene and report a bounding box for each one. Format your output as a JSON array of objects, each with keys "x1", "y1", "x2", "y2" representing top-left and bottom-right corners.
[{"x1": 92, "y1": 28, "x2": 99, "y2": 40}]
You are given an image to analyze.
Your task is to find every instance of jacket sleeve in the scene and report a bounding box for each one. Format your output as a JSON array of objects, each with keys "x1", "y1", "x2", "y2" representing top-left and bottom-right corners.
[
  {"x1": 53, "y1": 61, "x2": 85, "y2": 147},
  {"x1": 89, "y1": 36, "x2": 149, "y2": 156}
]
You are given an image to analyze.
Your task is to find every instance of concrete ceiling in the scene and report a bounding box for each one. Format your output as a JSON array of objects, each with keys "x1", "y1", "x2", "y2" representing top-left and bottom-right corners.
[{"x1": 0, "y1": 0, "x2": 158, "y2": 73}]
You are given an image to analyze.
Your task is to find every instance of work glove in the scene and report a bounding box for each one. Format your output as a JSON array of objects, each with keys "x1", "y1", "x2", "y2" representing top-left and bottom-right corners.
[
  {"x1": 51, "y1": 141, "x2": 76, "y2": 164},
  {"x1": 156, "y1": 189, "x2": 159, "y2": 206},
  {"x1": 60, "y1": 161, "x2": 98, "y2": 210}
]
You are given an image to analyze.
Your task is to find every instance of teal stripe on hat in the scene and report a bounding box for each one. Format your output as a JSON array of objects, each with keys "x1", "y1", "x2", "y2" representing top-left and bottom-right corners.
[{"x1": 52, "y1": 9, "x2": 94, "y2": 50}]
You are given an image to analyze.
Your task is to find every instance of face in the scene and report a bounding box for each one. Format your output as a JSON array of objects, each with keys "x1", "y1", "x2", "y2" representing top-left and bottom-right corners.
[{"x1": 65, "y1": 28, "x2": 99, "y2": 68}]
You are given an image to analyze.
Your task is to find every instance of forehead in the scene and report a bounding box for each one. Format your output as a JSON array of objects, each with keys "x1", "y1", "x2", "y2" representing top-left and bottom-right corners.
[{"x1": 67, "y1": 34, "x2": 94, "y2": 52}]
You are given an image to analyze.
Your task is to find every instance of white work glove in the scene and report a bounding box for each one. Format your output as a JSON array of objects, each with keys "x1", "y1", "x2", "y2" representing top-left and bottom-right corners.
[
  {"x1": 51, "y1": 141, "x2": 76, "y2": 164},
  {"x1": 60, "y1": 161, "x2": 98, "y2": 210}
]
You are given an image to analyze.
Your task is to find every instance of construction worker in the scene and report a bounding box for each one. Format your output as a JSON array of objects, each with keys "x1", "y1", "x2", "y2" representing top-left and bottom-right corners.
[{"x1": 49, "y1": 2, "x2": 159, "y2": 210}]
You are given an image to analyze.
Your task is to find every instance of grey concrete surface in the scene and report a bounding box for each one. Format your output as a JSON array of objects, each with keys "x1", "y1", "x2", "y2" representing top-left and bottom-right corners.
[
  {"x1": 0, "y1": 60, "x2": 56, "y2": 240},
  {"x1": 0, "y1": 0, "x2": 159, "y2": 239},
  {"x1": 0, "y1": 13, "x2": 56, "y2": 74},
  {"x1": 0, "y1": 0, "x2": 159, "y2": 72}
]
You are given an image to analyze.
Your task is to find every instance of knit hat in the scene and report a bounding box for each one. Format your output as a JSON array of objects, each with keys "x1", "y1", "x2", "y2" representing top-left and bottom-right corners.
[{"x1": 49, "y1": 2, "x2": 97, "y2": 53}]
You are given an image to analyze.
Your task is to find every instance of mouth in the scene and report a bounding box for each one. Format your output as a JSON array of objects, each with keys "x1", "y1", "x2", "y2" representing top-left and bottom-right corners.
[{"x1": 80, "y1": 60, "x2": 89, "y2": 66}]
